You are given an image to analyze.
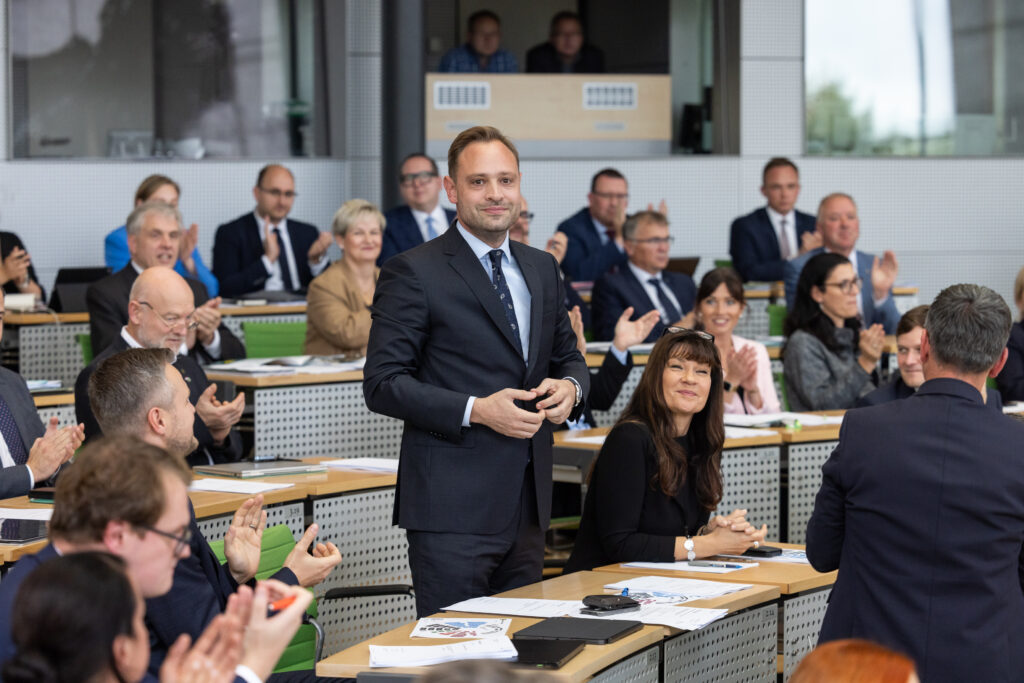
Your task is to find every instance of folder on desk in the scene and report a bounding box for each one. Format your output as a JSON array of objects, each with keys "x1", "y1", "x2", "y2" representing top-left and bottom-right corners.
[
  {"x1": 513, "y1": 617, "x2": 642, "y2": 644},
  {"x1": 194, "y1": 461, "x2": 326, "y2": 478}
]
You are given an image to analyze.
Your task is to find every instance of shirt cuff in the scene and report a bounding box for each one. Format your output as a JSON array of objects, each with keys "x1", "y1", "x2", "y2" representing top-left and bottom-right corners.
[
  {"x1": 873, "y1": 292, "x2": 891, "y2": 307},
  {"x1": 462, "y1": 397, "x2": 476, "y2": 428},
  {"x1": 608, "y1": 345, "x2": 630, "y2": 365},
  {"x1": 25, "y1": 465, "x2": 34, "y2": 489},
  {"x1": 261, "y1": 255, "x2": 274, "y2": 276},
  {"x1": 234, "y1": 665, "x2": 263, "y2": 683},
  {"x1": 202, "y1": 329, "x2": 223, "y2": 359}
]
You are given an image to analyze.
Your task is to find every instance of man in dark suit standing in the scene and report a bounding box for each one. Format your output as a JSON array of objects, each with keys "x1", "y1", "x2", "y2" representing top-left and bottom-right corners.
[
  {"x1": 213, "y1": 164, "x2": 333, "y2": 297},
  {"x1": 556, "y1": 168, "x2": 630, "y2": 283},
  {"x1": 590, "y1": 210, "x2": 696, "y2": 342},
  {"x1": 729, "y1": 157, "x2": 819, "y2": 282},
  {"x1": 87, "y1": 200, "x2": 245, "y2": 363},
  {"x1": 364, "y1": 125, "x2": 590, "y2": 617},
  {"x1": 807, "y1": 283, "x2": 1024, "y2": 683},
  {"x1": 0, "y1": 299, "x2": 83, "y2": 499},
  {"x1": 378, "y1": 153, "x2": 456, "y2": 265}
]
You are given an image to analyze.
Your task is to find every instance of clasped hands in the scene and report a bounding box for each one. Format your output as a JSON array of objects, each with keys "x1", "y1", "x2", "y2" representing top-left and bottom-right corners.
[
  {"x1": 679, "y1": 509, "x2": 767, "y2": 560},
  {"x1": 471, "y1": 378, "x2": 577, "y2": 439}
]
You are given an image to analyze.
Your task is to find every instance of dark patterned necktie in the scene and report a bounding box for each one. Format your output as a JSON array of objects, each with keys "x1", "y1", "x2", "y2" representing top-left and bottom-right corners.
[
  {"x1": 488, "y1": 249, "x2": 524, "y2": 359},
  {"x1": 273, "y1": 227, "x2": 295, "y2": 291},
  {"x1": 649, "y1": 277, "x2": 682, "y2": 324},
  {"x1": 0, "y1": 396, "x2": 27, "y2": 465}
]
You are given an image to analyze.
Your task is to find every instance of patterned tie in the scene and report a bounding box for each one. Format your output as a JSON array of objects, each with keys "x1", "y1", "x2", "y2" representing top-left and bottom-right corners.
[
  {"x1": 0, "y1": 395, "x2": 27, "y2": 465},
  {"x1": 273, "y1": 227, "x2": 295, "y2": 291},
  {"x1": 649, "y1": 278, "x2": 682, "y2": 325},
  {"x1": 425, "y1": 216, "x2": 438, "y2": 240},
  {"x1": 488, "y1": 249, "x2": 524, "y2": 360},
  {"x1": 779, "y1": 218, "x2": 792, "y2": 260}
]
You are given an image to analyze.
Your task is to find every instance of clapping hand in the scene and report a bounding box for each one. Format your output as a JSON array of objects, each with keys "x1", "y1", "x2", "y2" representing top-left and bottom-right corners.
[
  {"x1": 308, "y1": 231, "x2": 333, "y2": 262},
  {"x1": 612, "y1": 307, "x2": 660, "y2": 352},
  {"x1": 282, "y1": 523, "x2": 342, "y2": 587},
  {"x1": 800, "y1": 230, "x2": 823, "y2": 254},
  {"x1": 224, "y1": 495, "x2": 266, "y2": 584},
  {"x1": 723, "y1": 345, "x2": 758, "y2": 390},
  {"x1": 871, "y1": 251, "x2": 899, "y2": 300},
  {"x1": 261, "y1": 217, "x2": 280, "y2": 263},
  {"x1": 568, "y1": 306, "x2": 587, "y2": 356},
  {"x1": 196, "y1": 383, "x2": 245, "y2": 443}
]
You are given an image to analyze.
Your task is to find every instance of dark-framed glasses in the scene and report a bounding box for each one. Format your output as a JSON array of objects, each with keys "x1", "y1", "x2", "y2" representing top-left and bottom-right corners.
[
  {"x1": 399, "y1": 171, "x2": 438, "y2": 186},
  {"x1": 823, "y1": 277, "x2": 862, "y2": 294},
  {"x1": 138, "y1": 524, "x2": 192, "y2": 556},
  {"x1": 137, "y1": 301, "x2": 200, "y2": 331},
  {"x1": 662, "y1": 326, "x2": 714, "y2": 342}
]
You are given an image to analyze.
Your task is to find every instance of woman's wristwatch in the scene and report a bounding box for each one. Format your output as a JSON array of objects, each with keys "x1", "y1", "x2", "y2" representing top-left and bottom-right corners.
[{"x1": 684, "y1": 537, "x2": 695, "y2": 562}]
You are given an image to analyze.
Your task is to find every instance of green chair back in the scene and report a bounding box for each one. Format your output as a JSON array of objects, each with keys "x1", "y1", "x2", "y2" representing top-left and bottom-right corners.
[
  {"x1": 76, "y1": 333, "x2": 93, "y2": 365},
  {"x1": 242, "y1": 321, "x2": 308, "y2": 358},
  {"x1": 767, "y1": 304, "x2": 787, "y2": 337},
  {"x1": 774, "y1": 371, "x2": 790, "y2": 411},
  {"x1": 713, "y1": 259, "x2": 733, "y2": 270},
  {"x1": 207, "y1": 524, "x2": 318, "y2": 672}
]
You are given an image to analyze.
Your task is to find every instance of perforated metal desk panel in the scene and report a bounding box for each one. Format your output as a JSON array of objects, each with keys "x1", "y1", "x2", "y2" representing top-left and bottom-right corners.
[
  {"x1": 33, "y1": 392, "x2": 76, "y2": 426},
  {"x1": 779, "y1": 426, "x2": 840, "y2": 545}
]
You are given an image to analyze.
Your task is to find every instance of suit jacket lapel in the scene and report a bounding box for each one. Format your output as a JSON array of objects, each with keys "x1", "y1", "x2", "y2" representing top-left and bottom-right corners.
[
  {"x1": 445, "y1": 229, "x2": 524, "y2": 359},
  {"x1": 511, "y1": 241, "x2": 542, "y2": 373},
  {"x1": 758, "y1": 209, "x2": 782, "y2": 254},
  {"x1": 622, "y1": 267, "x2": 657, "y2": 311}
]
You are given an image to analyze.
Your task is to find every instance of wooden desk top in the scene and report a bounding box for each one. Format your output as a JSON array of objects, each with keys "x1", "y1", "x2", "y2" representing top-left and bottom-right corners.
[
  {"x1": 205, "y1": 369, "x2": 364, "y2": 387},
  {"x1": 316, "y1": 571, "x2": 779, "y2": 681},
  {"x1": 555, "y1": 426, "x2": 783, "y2": 450},
  {"x1": 892, "y1": 286, "x2": 918, "y2": 296},
  {"x1": 219, "y1": 304, "x2": 307, "y2": 316},
  {"x1": 594, "y1": 543, "x2": 836, "y2": 594},
  {"x1": 32, "y1": 392, "x2": 74, "y2": 408},
  {"x1": 195, "y1": 465, "x2": 396, "y2": 498},
  {"x1": 5, "y1": 312, "x2": 88, "y2": 325}
]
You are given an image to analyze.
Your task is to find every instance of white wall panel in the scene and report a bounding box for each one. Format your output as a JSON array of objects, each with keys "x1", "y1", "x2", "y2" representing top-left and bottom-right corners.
[
  {"x1": 741, "y1": 60, "x2": 804, "y2": 157},
  {"x1": 741, "y1": 0, "x2": 803, "y2": 59}
]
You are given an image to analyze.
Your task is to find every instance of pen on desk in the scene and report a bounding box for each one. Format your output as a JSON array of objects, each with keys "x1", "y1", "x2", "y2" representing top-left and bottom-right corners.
[
  {"x1": 687, "y1": 561, "x2": 746, "y2": 569},
  {"x1": 620, "y1": 587, "x2": 629, "y2": 596}
]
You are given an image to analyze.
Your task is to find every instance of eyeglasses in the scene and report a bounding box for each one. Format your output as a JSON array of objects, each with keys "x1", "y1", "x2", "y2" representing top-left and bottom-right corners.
[
  {"x1": 662, "y1": 326, "x2": 715, "y2": 342},
  {"x1": 399, "y1": 171, "x2": 438, "y2": 186},
  {"x1": 628, "y1": 236, "x2": 674, "y2": 246},
  {"x1": 137, "y1": 301, "x2": 200, "y2": 331},
  {"x1": 592, "y1": 191, "x2": 628, "y2": 202},
  {"x1": 258, "y1": 187, "x2": 298, "y2": 199},
  {"x1": 518, "y1": 211, "x2": 535, "y2": 221},
  {"x1": 138, "y1": 524, "x2": 192, "y2": 556},
  {"x1": 823, "y1": 277, "x2": 862, "y2": 294}
]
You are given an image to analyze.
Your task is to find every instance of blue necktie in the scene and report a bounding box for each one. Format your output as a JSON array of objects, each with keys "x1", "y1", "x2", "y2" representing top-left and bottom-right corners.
[
  {"x1": 488, "y1": 249, "x2": 524, "y2": 360},
  {"x1": 273, "y1": 227, "x2": 295, "y2": 291},
  {"x1": 649, "y1": 277, "x2": 682, "y2": 324},
  {"x1": 0, "y1": 396, "x2": 27, "y2": 465},
  {"x1": 425, "y1": 216, "x2": 438, "y2": 240}
]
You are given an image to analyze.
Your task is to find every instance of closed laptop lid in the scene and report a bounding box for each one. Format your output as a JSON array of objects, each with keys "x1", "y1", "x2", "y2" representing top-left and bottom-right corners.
[{"x1": 512, "y1": 617, "x2": 642, "y2": 645}]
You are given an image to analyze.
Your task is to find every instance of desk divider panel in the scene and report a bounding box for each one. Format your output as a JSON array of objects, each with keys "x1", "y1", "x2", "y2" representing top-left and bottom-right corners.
[
  {"x1": 786, "y1": 441, "x2": 838, "y2": 544},
  {"x1": 194, "y1": 502, "x2": 305, "y2": 541},
  {"x1": 591, "y1": 365, "x2": 643, "y2": 428},
  {"x1": 734, "y1": 299, "x2": 771, "y2": 339},
  {"x1": 589, "y1": 643, "x2": 661, "y2": 683},
  {"x1": 37, "y1": 404, "x2": 77, "y2": 426},
  {"x1": 715, "y1": 446, "x2": 780, "y2": 544},
  {"x1": 782, "y1": 588, "x2": 831, "y2": 682},
  {"x1": 663, "y1": 603, "x2": 777, "y2": 682},
  {"x1": 220, "y1": 314, "x2": 306, "y2": 346},
  {"x1": 14, "y1": 323, "x2": 89, "y2": 386}
]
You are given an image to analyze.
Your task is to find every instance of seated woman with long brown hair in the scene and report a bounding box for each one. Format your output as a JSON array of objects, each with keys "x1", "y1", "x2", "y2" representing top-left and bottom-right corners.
[{"x1": 564, "y1": 328, "x2": 767, "y2": 573}]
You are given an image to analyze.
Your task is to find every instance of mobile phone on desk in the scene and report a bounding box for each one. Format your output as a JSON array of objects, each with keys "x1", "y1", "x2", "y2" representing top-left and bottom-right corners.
[
  {"x1": 579, "y1": 594, "x2": 641, "y2": 616},
  {"x1": 744, "y1": 545, "x2": 783, "y2": 557},
  {"x1": 28, "y1": 487, "x2": 55, "y2": 504}
]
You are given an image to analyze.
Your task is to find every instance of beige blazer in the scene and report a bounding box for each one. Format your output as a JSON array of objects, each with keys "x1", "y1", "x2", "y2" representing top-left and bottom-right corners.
[{"x1": 304, "y1": 258, "x2": 378, "y2": 355}]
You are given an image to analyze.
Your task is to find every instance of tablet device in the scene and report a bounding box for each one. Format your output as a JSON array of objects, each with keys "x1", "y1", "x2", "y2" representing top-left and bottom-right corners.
[
  {"x1": 512, "y1": 617, "x2": 642, "y2": 645},
  {"x1": 512, "y1": 639, "x2": 584, "y2": 669},
  {"x1": 0, "y1": 520, "x2": 48, "y2": 544}
]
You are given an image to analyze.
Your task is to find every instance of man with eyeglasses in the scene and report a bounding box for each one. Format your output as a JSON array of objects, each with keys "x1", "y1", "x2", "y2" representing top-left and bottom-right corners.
[
  {"x1": 783, "y1": 192, "x2": 901, "y2": 333},
  {"x1": 556, "y1": 168, "x2": 631, "y2": 283},
  {"x1": 377, "y1": 153, "x2": 457, "y2": 265},
  {"x1": 76, "y1": 267, "x2": 245, "y2": 466},
  {"x1": 88, "y1": 200, "x2": 245, "y2": 363},
  {"x1": 213, "y1": 164, "x2": 333, "y2": 297},
  {"x1": 88, "y1": 348, "x2": 342, "y2": 682},
  {"x1": 591, "y1": 210, "x2": 696, "y2": 343}
]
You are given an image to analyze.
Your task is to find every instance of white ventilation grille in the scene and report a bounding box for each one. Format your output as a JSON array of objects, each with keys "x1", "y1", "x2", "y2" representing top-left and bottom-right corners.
[
  {"x1": 582, "y1": 82, "x2": 638, "y2": 110},
  {"x1": 433, "y1": 81, "x2": 491, "y2": 110}
]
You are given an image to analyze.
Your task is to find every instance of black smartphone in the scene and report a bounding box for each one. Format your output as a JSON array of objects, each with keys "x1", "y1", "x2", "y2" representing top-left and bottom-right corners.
[
  {"x1": 579, "y1": 594, "x2": 641, "y2": 616},
  {"x1": 28, "y1": 487, "x2": 56, "y2": 504},
  {"x1": 744, "y1": 545, "x2": 783, "y2": 557}
]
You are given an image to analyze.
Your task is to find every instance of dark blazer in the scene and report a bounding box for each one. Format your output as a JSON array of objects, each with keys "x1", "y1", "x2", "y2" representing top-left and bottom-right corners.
[
  {"x1": 75, "y1": 336, "x2": 243, "y2": 467},
  {"x1": 525, "y1": 42, "x2": 605, "y2": 73},
  {"x1": 807, "y1": 378, "x2": 1024, "y2": 683},
  {"x1": 378, "y1": 205, "x2": 457, "y2": 266},
  {"x1": 558, "y1": 208, "x2": 628, "y2": 283},
  {"x1": 0, "y1": 232, "x2": 43, "y2": 299},
  {"x1": 363, "y1": 227, "x2": 590, "y2": 535},
  {"x1": 86, "y1": 265, "x2": 245, "y2": 364},
  {"x1": 565, "y1": 422, "x2": 708, "y2": 573},
  {"x1": 145, "y1": 502, "x2": 297, "y2": 676},
  {"x1": 0, "y1": 367, "x2": 46, "y2": 499},
  {"x1": 0, "y1": 543, "x2": 58, "y2": 670},
  {"x1": 997, "y1": 321, "x2": 1024, "y2": 403},
  {"x1": 784, "y1": 247, "x2": 901, "y2": 333},
  {"x1": 212, "y1": 213, "x2": 321, "y2": 297},
  {"x1": 591, "y1": 265, "x2": 696, "y2": 342},
  {"x1": 854, "y1": 374, "x2": 915, "y2": 407},
  {"x1": 729, "y1": 208, "x2": 816, "y2": 282}
]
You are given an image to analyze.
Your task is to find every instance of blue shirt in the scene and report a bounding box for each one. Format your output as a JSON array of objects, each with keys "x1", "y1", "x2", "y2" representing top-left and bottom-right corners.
[
  {"x1": 438, "y1": 44, "x2": 519, "y2": 73},
  {"x1": 104, "y1": 225, "x2": 219, "y2": 297}
]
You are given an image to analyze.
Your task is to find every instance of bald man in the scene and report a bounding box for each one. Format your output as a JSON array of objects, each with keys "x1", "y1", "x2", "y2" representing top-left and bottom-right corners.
[
  {"x1": 213, "y1": 164, "x2": 333, "y2": 297},
  {"x1": 75, "y1": 267, "x2": 245, "y2": 466}
]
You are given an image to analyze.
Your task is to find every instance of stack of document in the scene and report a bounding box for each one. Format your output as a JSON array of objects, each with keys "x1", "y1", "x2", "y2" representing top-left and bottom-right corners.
[
  {"x1": 321, "y1": 458, "x2": 399, "y2": 473},
  {"x1": 444, "y1": 597, "x2": 581, "y2": 618},
  {"x1": 189, "y1": 479, "x2": 295, "y2": 495},
  {"x1": 720, "y1": 548, "x2": 810, "y2": 564},
  {"x1": 724, "y1": 412, "x2": 844, "y2": 428},
  {"x1": 0, "y1": 508, "x2": 52, "y2": 521},
  {"x1": 724, "y1": 426, "x2": 777, "y2": 440},
  {"x1": 26, "y1": 380, "x2": 62, "y2": 391},
  {"x1": 602, "y1": 575, "x2": 753, "y2": 602},
  {"x1": 585, "y1": 341, "x2": 655, "y2": 355},
  {"x1": 368, "y1": 636, "x2": 517, "y2": 667}
]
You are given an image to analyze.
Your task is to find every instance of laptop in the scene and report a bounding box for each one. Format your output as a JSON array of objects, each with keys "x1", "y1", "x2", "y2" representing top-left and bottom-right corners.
[
  {"x1": 512, "y1": 639, "x2": 584, "y2": 669},
  {"x1": 193, "y1": 460, "x2": 327, "y2": 478},
  {"x1": 0, "y1": 519, "x2": 48, "y2": 544},
  {"x1": 49, "y1": 266, "x2": 111, "y2": 312}
]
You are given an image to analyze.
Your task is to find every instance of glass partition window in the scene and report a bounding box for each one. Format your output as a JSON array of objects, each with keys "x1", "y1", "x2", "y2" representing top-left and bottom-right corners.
[
  {"x1": 9, "y1": 0, "x2": 323, "y2": 159},
  {"x1": 806, "y1": 0, "x2": 1024, "y2": 156}
]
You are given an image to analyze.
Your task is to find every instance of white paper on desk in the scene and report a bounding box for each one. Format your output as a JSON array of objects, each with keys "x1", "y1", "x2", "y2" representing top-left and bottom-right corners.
[
  {"x1": 719, "y1": 548, "x2": 810, "y2": 564},
  {"x1": 0, "y1": 508, "x2": 52, "y2": 521},
  {"x1": 189, "y1": 479, "x2": 295, "y2": 495},
  {"x1": 602, "y1": 576, "x2": 753, "y2": 603},
  {"x1": 623, "y1": 560, "x2": 756, "y2": 574},
  {"x1": 586, "y1": 341, "x2": 655, "y2": 355},
  {"x1": 724, "y1": 411, "x2": 843, "y2": 428},
  {"x1": 410, "y1": 618, "x2": 510, "y2": 639},
  {"x1": 368, "y1": 636, "x2": 517, "y2": 667},
  {"x1": 206, "y1": 358, "x2": 297, "y2": 374},
  {"x1": 1004, "y1": 402, "x2": 1024, "y2": 414},
  {"x1": 576, "y1": 605, "x2": 728, "y2": 631},
  {"x1": 442, "y1": 596, "x2": 579, "y2": 618},
  {"x1": 724, "y1": 426, "x2": 777, "y2": 439},
  {"x1": 26, "y1": 379, "x2": 62, "y2": 390},
  {"x1": 560, "y1": 435, "x2": 607, "y2": 445},
  {"x1": 321, "y1": 457, "x2": 398, "y2": 473}
]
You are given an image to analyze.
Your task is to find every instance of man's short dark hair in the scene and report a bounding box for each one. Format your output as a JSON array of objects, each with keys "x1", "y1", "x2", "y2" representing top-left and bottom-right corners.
[
  {"x1": 590, "y1": 168, "x2": 626, "y2": 193},
  {"x1": 468, "y1": 9, "x2": 499, "y2": 32},
  {"x1": 399, "y1": 152, "x2": 439, "y2": 178},
  {"x1": 89, "y1": 348, "x2": 175, "y2": 437},
  {"x1": 762, "y1": 157, "x2": 799, "y2": 184},
  {"x1": 925, "y1": 284, "x2": 1011, "y2": 373},
  {"x1": 549, "y1": 10, "x2": 582, "y2": 36},
  {"x1": 256, "y1": 163, "x2": 293, "y2": 187},
  {"x1": 622, "y1": 210, "x2": 667, "y2": 242},
  {"x1": 897, "y1": 305, "x2": 929, "y2": 337},
  {"x1": 49, "y1": 436, "x2": 191, "y2": 544},
  {"x1": 447, "y1": 126, "x2": 519, "y2": 181}
]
